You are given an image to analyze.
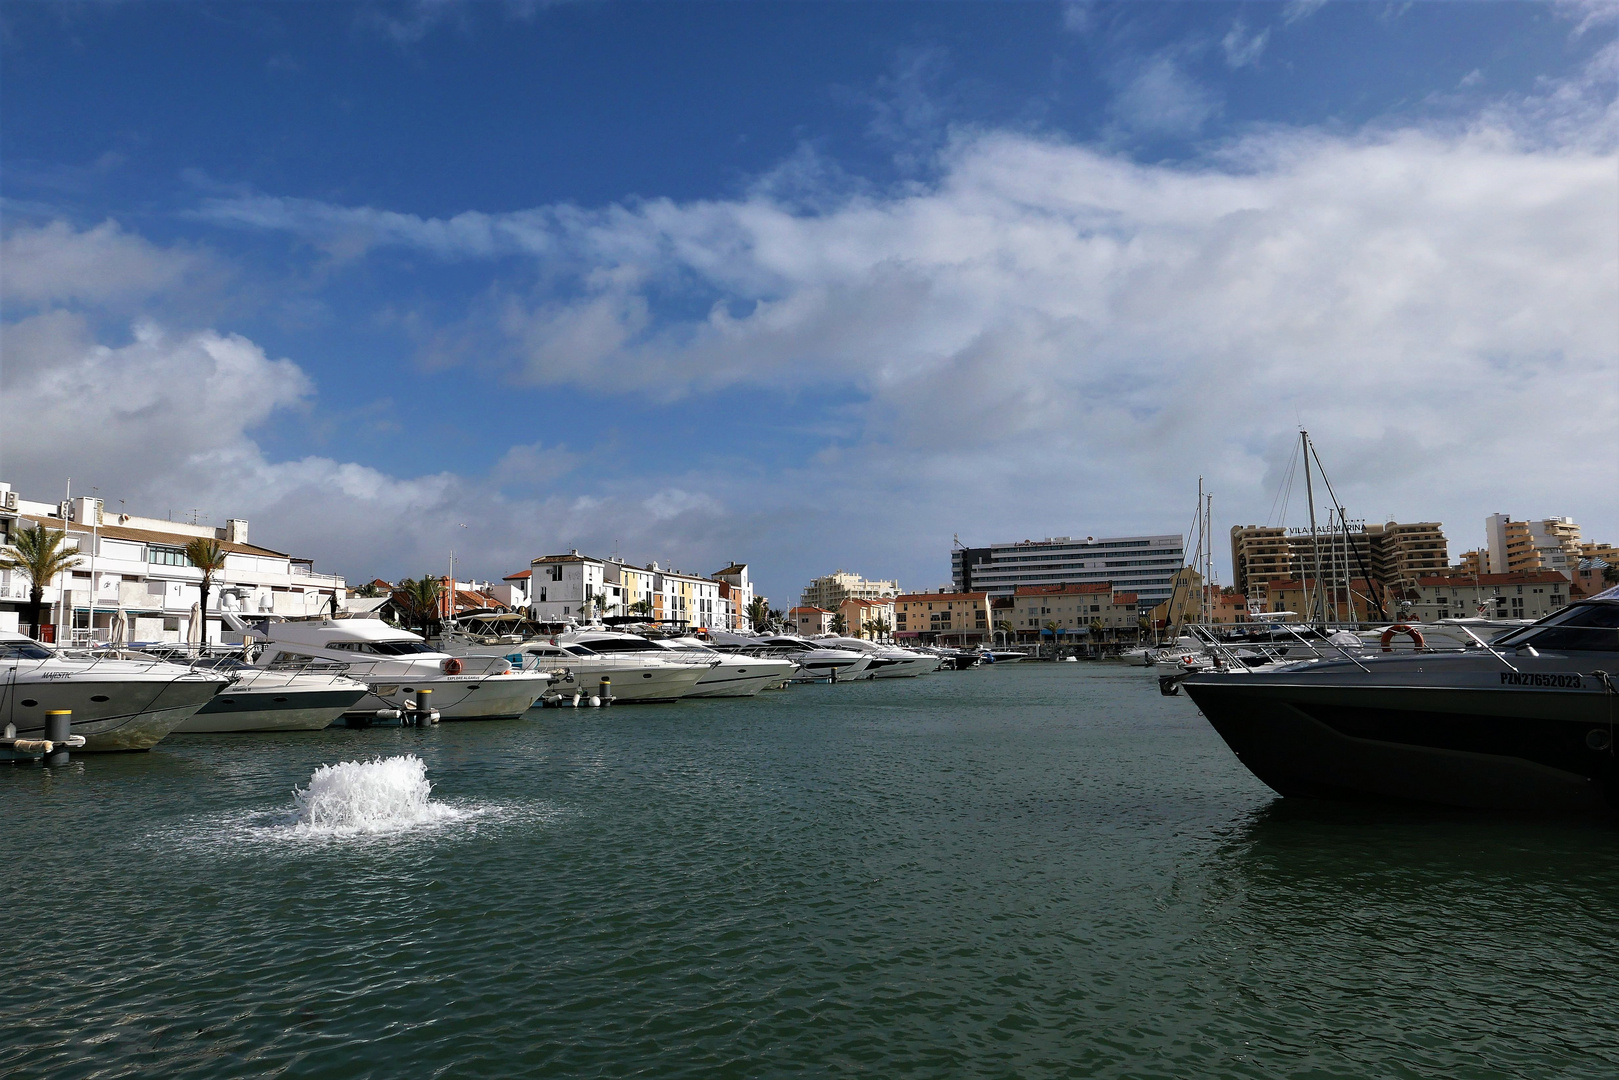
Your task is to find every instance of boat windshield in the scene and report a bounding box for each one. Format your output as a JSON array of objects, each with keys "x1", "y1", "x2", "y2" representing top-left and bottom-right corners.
[
  {"x1": 1494, "y1": 604, "x2": 1619, "y2": 652},
  {"x1": 574, "y1": 638, "x2": 651, "y2": 653},
  {"x1": 191, "y1": 657, "x2": 250, "y2": 671},
  {"x1": 326, "y1": 640, "x2": 438, "y2": 656},
  {"x1": 561, "y1": 645, "x2": 599, "y2": 657},
  {"x1": 0, "y1": 640, "x2": 55, "y2": 660}
]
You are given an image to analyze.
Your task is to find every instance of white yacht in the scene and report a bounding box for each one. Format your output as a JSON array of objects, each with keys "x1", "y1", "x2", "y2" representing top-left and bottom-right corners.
[
  {"x1": 813, "y1": 636, "x2": 938, "y2": 678},
  {"x1": 439, "y1": 619, "x2": 713, "y2": 703},
  {"x1": 170, "y1": 656, "x2": 372, "y2": 733},
  {"x1": 715, "y1": 634, "x2": 875, "y2": 681},
  {"x1": 251, "y1": 617, "x2": 552, "y2": 721},
  {"x1": 1, "y1": 632, "x2": 228, "y2": 751},
  {"x1": 563, "y1": 630, "x2": 798, "y2": 697}
]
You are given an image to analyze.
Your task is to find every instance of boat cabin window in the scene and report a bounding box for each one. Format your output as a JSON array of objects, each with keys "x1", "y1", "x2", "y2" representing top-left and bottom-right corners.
[
  {"x1": 576, "y1": 639, "x2": 649, "y2": 653},
  {"x1": 1495, "y1": 604, "x2": 1619, "y2": 652},
  {"x1": 0, "y1": 640, "x2": 55, "y2": 660},
  {"x1": 326, "y1": 640, "x2": 437, "y2": 655},
  {"x1": 192, "y1": 657, "x2": 249, "y2": 671},
  {"x1": 560, "y1": 645, "x2": 599, "y2": 657}
]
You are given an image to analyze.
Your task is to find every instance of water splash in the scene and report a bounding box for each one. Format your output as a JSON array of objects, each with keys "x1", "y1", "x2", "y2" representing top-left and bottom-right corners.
[{"x1": 287, "y1": 754, "x2": 467, "y2": 837}]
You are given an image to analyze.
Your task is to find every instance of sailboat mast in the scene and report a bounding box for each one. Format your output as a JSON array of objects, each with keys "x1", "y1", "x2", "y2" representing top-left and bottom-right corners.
[{"x1": 1301, "y1": 430, "x2": 1327, "y2": 628}]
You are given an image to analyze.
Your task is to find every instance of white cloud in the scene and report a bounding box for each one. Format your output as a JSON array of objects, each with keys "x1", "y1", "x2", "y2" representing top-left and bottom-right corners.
[
  {"x1": 1222, "y1": 21, "x2": 1270, "y2": 69},
  {"x1": 0, "y1": 220, "x2": 204, "y2": 308},
  {"x1": 188, "y1": 99, "x2": 1619, "y2": 574},
  {"x1": 1108, "y1": 54, "x2": 1220, "y2": 135}
]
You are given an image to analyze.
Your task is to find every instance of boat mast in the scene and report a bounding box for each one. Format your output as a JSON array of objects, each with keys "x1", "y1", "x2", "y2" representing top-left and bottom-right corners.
[{"x1": 1301, "y1": 430, "x2": 1327, "y2": 628}]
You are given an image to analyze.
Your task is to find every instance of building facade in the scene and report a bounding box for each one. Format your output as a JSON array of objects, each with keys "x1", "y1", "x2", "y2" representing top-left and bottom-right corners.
[
  {"x1": 1485, "y1": 515, "x2": 1581, "y2": 577},
  {"x1": 800, "y1": 570, "x2": 900, "y2": 610},
  {"x1": 786, "y1": 606, "x2": 833, "y2": 635},
  {"x1": 712, "y1": 563, "x2": 755, "y2": 631},
  {"x1": 0, "y1": 483, "x2": 344, "y2": 643},
  {"x1": 1231, "y1": 521, "x2": 1447, "y2": 596},
  {"x1": 893, "y1": 591, "x2": 991, "y2": 645},
  {"x1": 1410, "y1": 571, "x2": 1570, "y2": 622},
  {"x1": 952, "y1": 535, "x2": 1185, "y2": 610},
  {"x1": 1006, "y1": 583, "x2": 1141, "y2": 640},
  {"x1": 838, "y1": 597, "x2": 896, "y2": 639}
]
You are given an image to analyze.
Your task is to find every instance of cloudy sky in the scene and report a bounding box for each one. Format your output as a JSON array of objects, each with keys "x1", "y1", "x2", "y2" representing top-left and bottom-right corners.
[{"x1": 1, "y1": 1, "x2": 1614, "y2": 603}]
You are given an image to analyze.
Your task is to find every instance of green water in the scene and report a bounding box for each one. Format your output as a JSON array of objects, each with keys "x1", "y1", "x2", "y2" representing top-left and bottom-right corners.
[{"x1": 5, "y1": 664, "x2": 1619, "y2": 1078}]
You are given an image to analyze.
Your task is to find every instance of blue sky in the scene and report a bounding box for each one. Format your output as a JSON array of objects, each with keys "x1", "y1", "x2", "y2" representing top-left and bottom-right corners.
[{"x1": 2, "y1": 1, "x2": 1615, "y2": 603}]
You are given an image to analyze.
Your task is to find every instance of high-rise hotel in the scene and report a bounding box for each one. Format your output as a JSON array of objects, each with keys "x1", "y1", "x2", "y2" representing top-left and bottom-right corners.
[{"x1": 951, "y1": 535, "x2": 1186, "y2": 610}]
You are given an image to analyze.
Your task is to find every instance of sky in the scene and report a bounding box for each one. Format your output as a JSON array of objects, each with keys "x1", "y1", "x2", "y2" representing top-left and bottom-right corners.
[{"x1": 1, "y1": 0, "x2": 1615, "y2": 605}]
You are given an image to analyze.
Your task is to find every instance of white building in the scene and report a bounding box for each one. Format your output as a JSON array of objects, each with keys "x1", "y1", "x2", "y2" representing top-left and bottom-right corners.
[
  {"x1": 952, "y1": 534, "x2": 1186, "y2": 609},
  {"x1": 712, "y1": 562, "x2": 755, "y2": 631},
  {"x1": 529, "y1": 551, "x2": 607, "y2": 622},
  {"x1": 0, "y1": 482, "x2": 345, "y2": 644}
]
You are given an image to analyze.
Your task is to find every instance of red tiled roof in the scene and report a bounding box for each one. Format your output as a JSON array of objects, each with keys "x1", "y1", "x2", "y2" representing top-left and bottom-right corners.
[{"x1": 504, "y1": 570, "x2": 532, "y2": 580}]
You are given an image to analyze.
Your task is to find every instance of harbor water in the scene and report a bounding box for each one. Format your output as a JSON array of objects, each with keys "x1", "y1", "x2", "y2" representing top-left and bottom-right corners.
[{"x1": 6, "y1": 664, "x2": 1619, "y2": 1078}]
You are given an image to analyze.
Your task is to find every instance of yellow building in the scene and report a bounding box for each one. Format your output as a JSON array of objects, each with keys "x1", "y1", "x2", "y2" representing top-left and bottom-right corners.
[{"x1": 893, "y1": 591, "x2": 990, "y2": 645}]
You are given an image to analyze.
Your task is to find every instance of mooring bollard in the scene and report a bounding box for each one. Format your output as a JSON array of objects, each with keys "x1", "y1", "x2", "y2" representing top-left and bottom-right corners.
[
  {"x1": 599, "y1": 676, "x2": 612, "y2": 706},
  {"x1": 44, "y1": 710, "x2": 71, "y2": 766},
  {"x1": 415, "y1": 688, "x2": 434, "y2": 725}
]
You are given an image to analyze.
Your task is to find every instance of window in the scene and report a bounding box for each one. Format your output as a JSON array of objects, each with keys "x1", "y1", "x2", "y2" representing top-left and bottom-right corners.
[
  {"x1": 548, "y1": 564, "x2": 563, "y2": 581},
  {"x1": 149, "y1": 545, "x2": 192, "y2": 567}
]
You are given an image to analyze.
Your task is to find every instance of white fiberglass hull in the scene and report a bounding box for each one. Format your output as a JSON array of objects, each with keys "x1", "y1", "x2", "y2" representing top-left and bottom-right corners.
[
  {"x1": 687, "y1": 657, "x2": 797, "y2": 697},
  {"x1": 546, "y1": 662, "x2": 708, "y2": 703},
  {"x1": 350, "y1": 673, "x2": 552, "y2": 721},
  {"x1": 869, "y1": 655, "x2": 937, "y2": 678}
]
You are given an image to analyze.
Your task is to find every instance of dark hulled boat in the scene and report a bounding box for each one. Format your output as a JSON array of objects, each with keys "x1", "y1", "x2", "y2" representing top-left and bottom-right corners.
[{"x1": 1181, "y1": 592, "x2": 1619, "y2": 813}]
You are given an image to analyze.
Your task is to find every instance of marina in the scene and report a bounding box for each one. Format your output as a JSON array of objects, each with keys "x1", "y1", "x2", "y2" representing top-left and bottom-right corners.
[{"x1": 8, "y1": 663, "x2": 1619, "y2": 1078}]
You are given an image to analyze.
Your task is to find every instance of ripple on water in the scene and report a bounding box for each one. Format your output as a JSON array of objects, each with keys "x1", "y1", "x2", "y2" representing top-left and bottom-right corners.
[{"x1": 149, "y1": 754, "x2": 573, "y2": 852}]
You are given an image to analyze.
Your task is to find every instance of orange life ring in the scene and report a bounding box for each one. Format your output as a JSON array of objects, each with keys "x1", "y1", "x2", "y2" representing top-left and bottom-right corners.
[
  {"x1": 1380, "y1": 624, "x2": 1426, "y2": 652},
  {"x1": 1181, "y1": 654, "x2": 1196, "y2": 666},
  {"x1": 441, "y1": 657, "x2": 464, "y2": 675}
]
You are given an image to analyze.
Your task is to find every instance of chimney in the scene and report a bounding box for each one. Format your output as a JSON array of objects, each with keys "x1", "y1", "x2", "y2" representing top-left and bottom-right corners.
[{"x1": 225, "y1": 519, "x2": 249, "y2": 544}]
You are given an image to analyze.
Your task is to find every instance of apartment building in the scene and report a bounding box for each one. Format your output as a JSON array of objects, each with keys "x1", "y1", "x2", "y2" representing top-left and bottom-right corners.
[
  {"x1": 893, "y1": 590, "x2": 991, "y2": 645},
  {"x1": 0, "y1": 482, "x2": 344, "y2": 643},
  {"x1": 952, "y1": 534, "x2": 1184, "y2": 609},
  {"x1": 838, "y1": 597, "x2": 896, "y2": 639},
  {"x1": 786, "y1": 606, "x2": 834, "y2": 635},
  {"x1": 1231, "y1": 520, "x2": 1447, "y2": 594},
  {"x1": 1485, "y1": 514, "x2": 1581, "y2": 577},
  {"x1": 800, "y1": 570, "x2": 900, "y2": 610},
  {"x1": 528, "y1": 551, "x2": 725, "y2": 628},
  {"x1": 712, "y1": 563, "x2": 756, "y2": 631},
  {"x1": 1006, "y1": 582, "x2": 1140, "y2": 639},
  {"x1": 1410, "y1": 571, "x2": 1570, "y2": 622}
]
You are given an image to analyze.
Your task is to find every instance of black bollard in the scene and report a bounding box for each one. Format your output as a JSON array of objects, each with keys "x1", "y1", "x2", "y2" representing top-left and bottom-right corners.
[
  {"x1": 416, "y1": 687, "x2": 434, "y2": 725},
  {"x1": 44, "y1": 710, "x2": 71, "y2": 766},
  {"x1": 599, "y1": 676, "x2": 612, "y2": 706}
]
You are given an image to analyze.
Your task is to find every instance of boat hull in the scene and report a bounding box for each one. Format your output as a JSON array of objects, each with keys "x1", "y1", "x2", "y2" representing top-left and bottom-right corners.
[
  {"x1": 547, "y1": 663, "x2": 707, "y2": 703},
  {"x1": 176, "y1": 687, "x2": 371, "y2": 733},
  {"x1": 6, "y1": 677, "x2": 225, "y2": 751},
  {"x1": 346, "y1": 674, "x2": 552, "y2": 721},
  {"x1": 1184, "y1": 675, "x2": 1618, "y2": 813}
]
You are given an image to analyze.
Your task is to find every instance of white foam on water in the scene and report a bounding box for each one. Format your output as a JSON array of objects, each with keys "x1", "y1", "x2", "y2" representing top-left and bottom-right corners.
[{"x1": 282, "y1": 754, "x2": 467, "y2": 837}]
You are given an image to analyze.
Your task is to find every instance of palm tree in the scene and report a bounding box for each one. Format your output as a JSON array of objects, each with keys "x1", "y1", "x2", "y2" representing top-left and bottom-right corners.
[
  {"x1": 0, "y1": 524, "x2": 79, "y2": 641},
  {"x1": 1043, "y1": 621, "x2": 1062, "y2": 659},
  {"x1": 1604, "y1": 564, "x2": 1619, "y2": 587},
  {"x1": 745, "y1": 596, "x2": 771, "y2": 631},
  {"x1": 831, "y1": 612, "x2": 848, "y2": 635},
  {"x1": 631, "y1": 597, "x2": 653, "y2": 618},
  {"x1": 355, "y1": 582, "x2": 381, "y2": 599},
  {"x1": 994, "y1": 619, "x2": 1013, "y2": 647},
  {"x1": 183, "y1": 537, "x2": 228, "y2": 641},
  {"x1": 396, "y1": 576, "x2": 443, "y2": 637},
  {"x1": 592, "y1": 593, "x2": 610, "y2": 621},
  {"x1": 866, "y1": 616, "x2": 893, "y2": 642},
  {"x1": 768, "y1": 607, "x2": 784, "y2": 631}
]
